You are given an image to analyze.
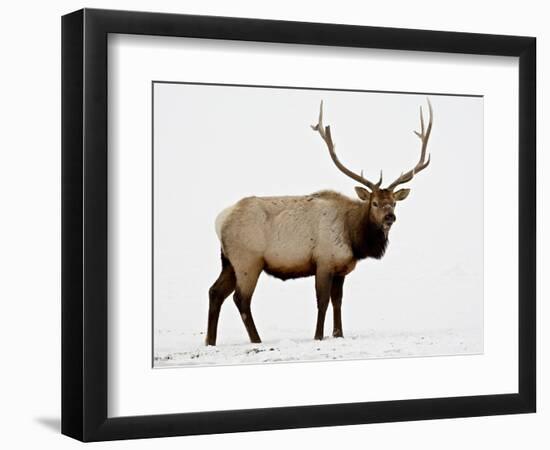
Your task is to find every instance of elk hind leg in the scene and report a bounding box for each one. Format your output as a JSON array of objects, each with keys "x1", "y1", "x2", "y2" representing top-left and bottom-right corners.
[
  {"x1": 331, "y1": 275, "x2": 345, "y2": 338},
  {"x1": 233, "y1": 262, "x2": 263, "y2": 344},
  {"x1": 206, "y1": 255, "x2": 236, "y2": 346}
]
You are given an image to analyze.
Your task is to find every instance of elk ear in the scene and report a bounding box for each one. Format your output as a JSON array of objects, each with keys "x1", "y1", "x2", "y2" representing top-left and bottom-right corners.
[
  {"x1": 355, "y1": 186, "x2": 371, "y2": 201},
  {"x1": 393, "y1": 188, "x2": 411, "y2": 201}
]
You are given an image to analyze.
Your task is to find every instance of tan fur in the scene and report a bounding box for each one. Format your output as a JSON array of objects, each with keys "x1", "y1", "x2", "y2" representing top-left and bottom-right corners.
[{"x1": 218, "y1": 191, "x2": 360, "y2": 279}]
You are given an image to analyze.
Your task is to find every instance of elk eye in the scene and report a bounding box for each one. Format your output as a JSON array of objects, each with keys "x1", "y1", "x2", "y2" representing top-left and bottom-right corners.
[{"x1": 372, "y1": 201, "x2": 378, "y2": 207}]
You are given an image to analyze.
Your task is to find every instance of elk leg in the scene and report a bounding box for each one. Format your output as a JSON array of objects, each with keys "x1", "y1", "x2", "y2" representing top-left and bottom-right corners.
[
  {"x1": 331, "y1": 275, "x2": 345, "y2": 338},
  {"x1": 206, "y1": 261, "x2": 236, "y2": 346},
  {"x1": 233, "y1": 289, "x2": 262, "y2": 344},
  {"x1": 314, "y1": 271, "x2": 333, "y2": 340},
  {"x1": 233, "y1": 264, "x2": 262, "y2": 344}
]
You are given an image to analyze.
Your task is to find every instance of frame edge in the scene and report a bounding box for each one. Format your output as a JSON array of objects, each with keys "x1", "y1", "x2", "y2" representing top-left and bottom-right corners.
[
  {"x1": 517, "y1": 36, "x2": 536, "y2": 413},
  {"x1": 61, "y1": 8, "x2": 85, "y2": 442}
]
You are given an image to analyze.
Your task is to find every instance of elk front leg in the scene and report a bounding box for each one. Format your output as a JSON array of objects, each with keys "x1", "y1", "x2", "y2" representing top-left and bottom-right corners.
[
  {"x1": 314, "y1": 271, "x2": 333, "y2": 340},
  {"x1": 331, "y1": 275, "x2": 345, "y2": 338}
]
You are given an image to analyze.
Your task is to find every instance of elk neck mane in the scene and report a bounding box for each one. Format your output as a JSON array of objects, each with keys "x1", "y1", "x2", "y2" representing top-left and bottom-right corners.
[{"x1": 344, "y1": 196, "x2": 388, "y2": 261}]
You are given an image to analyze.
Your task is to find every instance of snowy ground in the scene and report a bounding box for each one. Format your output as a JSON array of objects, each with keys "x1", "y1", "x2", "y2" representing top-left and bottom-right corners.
[{"x1": 154, "y1": 327, "x2": 483, "y2": 368}]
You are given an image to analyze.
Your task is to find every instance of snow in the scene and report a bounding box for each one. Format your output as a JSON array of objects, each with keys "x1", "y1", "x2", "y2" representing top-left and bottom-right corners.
[{"x1": 154, "y1": 327, "x2": 483, "y2": 368}]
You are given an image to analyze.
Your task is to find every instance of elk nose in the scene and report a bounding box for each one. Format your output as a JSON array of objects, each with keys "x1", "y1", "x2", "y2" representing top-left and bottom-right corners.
[{"x1": 384, "y1": 213, "x2": 396, "y2": 224}]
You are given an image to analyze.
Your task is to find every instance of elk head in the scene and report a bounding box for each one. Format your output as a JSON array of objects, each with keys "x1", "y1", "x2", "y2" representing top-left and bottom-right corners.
[{"x1": 311, "y1": 99, "x2": 433, "y2": 236}]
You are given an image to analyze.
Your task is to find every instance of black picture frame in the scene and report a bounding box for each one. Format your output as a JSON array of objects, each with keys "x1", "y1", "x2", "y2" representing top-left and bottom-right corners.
[{"x1": 62, "y1": 8, "x2": 536, "y2": 442}]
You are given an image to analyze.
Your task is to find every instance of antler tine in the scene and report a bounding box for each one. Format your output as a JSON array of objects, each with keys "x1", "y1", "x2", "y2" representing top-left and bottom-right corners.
[
  {"x1": 310, "y1": 101, "x2": 328, "y2": 141},
  {"x1": 419, "y1": 105, "x2": 425, "y2": 136},
  {"x1": 311, "y1": 101, "x2": 381, "y2": 191},
  {"x1": 376, "y1": 170, "x2": 383, "y2": 188},
  {"x1": 387, "y1": 98, "x2": 433, "y2": 191}
]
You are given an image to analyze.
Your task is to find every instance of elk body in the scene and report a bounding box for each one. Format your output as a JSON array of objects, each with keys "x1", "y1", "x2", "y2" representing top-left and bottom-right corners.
[{"x1": 206, "y1": 100, "x2": 433, "y2": 346}]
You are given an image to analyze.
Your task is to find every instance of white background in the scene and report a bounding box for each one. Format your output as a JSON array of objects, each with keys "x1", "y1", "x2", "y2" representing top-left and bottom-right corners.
[{"x1": 0, "y1": 1, "x2": 545, "y2": 449}]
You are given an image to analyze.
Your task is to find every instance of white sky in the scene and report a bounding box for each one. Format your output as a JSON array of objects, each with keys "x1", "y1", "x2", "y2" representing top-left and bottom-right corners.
[{"x1": 153, "y1": 83, "x2": 483, "y2": 341}]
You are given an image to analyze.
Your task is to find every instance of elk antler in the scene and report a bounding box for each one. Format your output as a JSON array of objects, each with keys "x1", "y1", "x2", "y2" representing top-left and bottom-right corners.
[
  {"x1": 311, "y1": 101, "x2": 382, "y2": 191},
  {"x1": 387, "y1": 98, "x2": 433, "y2": 191}
]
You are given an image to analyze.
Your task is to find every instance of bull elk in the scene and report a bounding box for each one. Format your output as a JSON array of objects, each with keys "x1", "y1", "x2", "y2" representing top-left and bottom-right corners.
[{"x1": 206, "y1": 99, "x2": 433, "y2": 346}]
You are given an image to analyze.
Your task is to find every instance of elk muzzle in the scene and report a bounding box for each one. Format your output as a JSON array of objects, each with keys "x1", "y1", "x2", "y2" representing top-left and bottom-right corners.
[
  {"x1": 381, "y1": 212, "x2": 396, "y2": 235},
  {"x1": 384, "y1": 212, "x2": 396, "y2": 224}
]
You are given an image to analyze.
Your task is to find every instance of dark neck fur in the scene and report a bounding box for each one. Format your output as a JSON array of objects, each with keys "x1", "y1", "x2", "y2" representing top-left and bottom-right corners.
[{"x1": 348, "y1": 204, "x2": 388, "y2": 260}]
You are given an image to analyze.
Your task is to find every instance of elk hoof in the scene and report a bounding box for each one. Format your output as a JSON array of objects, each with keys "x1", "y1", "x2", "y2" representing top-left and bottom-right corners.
[
  {"x1": 333, "y1": 330, "x2": 344, "y2": 338},
  {"x1": 314, "y1": 335, "x2": 324, "y2": 341}
]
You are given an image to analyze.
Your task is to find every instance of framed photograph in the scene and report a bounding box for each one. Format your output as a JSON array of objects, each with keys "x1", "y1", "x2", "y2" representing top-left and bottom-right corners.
[{"x1": 62, "y1": 8, "x2": 536, "y2": 441}]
